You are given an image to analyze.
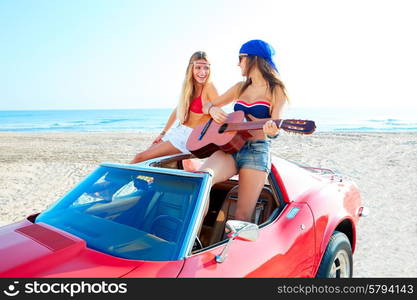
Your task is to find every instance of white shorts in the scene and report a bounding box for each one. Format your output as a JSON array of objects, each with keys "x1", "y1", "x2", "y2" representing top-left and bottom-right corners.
[{"x1": 162, "y1": 124, "x2": 193, "y2": 154}]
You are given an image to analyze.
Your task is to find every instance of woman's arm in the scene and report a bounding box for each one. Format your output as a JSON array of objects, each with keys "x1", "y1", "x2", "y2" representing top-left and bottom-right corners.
[
  {"x1": 263, "y1": 86, "x2": 287, "y2": 137},
  {"x1": 162, "y1": 107, "x2": 177, "y2": 133},
  {"x1": 203, "y1": 82, "x2": 242, "y2": 123},
  {"x1": 271, "y1": 86, "x2": 286, "y2": 119},
  {"x1": 212, "y1": 82, "x2": 241, "y2": 106},
  {"x1": 201, "y1": 82, "x2": 219, "y2": 107},
  {"x1": 203, "y1": 81, "x2": 241, "y2": 112},
  {"x1": 152, "y1": 107, "x2": 177, "y2": 144}
]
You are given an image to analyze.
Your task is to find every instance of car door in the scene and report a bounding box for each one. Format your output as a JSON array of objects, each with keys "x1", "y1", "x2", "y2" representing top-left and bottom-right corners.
[{"x1": 178, "y1": 202, "x2": 316, "y2": 277}]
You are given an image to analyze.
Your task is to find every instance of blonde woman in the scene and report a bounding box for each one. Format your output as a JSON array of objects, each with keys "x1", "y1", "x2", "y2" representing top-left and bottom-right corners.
[
  {"x1": 200, "y1": 39, "x2": 288, "y2": 222},
  {"x1": 130, "y1": 51, "x2": 218, "y2": 164}
]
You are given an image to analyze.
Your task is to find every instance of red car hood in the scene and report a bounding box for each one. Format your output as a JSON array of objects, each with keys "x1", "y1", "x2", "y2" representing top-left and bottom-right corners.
[{"x1": 0, "y1": 220, "x2": 183, "y2": 278}]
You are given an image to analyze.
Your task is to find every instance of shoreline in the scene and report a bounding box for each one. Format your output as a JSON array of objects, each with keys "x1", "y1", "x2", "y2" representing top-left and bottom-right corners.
[
  {"x1": 1, "y1": 130, "x2": 417, "y2": 134},
  {"x1": 1, "y1": 131, "x2": 416, "y2": 277}
]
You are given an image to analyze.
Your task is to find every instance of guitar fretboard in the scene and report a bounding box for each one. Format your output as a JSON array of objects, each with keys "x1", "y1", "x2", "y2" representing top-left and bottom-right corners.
[{"x1": 225, "y1": 119, "x2": 283, "y2": 132}]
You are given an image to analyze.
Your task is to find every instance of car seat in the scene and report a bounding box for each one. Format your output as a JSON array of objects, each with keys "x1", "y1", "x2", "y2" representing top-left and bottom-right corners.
[{"x1": 208, "y1": 185, "x2": 277, "y2": 245}]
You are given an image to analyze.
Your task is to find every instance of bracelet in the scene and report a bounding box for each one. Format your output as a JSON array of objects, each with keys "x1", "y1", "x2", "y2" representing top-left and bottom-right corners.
[
  {"x1": 207, "y1": 104, "x2": 214, "y2": 115},
  {"x1": 267, "y1": 132, "x2": 279, "y2": 139},
  {"x1": 160, "y1": 130, "x2": 166, "y2": 136},
  {"x1": 206, "y1": 103, "x2": 214, "y2": 114}
]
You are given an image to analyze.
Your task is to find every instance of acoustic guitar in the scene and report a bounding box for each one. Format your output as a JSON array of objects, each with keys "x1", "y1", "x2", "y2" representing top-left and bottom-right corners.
[{"x1": 186, "y1": 110, "x2": 316, "y2": 158}]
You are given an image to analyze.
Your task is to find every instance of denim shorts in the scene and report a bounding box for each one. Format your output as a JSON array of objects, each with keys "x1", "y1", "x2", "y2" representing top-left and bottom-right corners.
[{"x1": 232, "y1": 139, "x2": 271, "y2": 173}]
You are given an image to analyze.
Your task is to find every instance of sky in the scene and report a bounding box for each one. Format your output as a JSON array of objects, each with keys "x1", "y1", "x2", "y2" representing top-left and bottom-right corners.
[{"x1": 1, "y1": 0, "x2": 417, "y2": 110}]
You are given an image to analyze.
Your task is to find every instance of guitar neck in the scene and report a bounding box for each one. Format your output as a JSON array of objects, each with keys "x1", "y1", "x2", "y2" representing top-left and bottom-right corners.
[{"x1": 225, "y1": 119, "x2": 283, "y2": 132}]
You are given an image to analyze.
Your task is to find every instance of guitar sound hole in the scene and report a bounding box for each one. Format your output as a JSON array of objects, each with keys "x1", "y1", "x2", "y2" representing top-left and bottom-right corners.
[{"x1": 218, "y1": 124, "x2": 228, "y2": 134}]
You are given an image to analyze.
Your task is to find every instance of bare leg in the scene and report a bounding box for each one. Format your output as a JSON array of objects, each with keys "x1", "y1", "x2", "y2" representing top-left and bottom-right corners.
[
  {"x1": 197, "y1": 150, "x2": 238, "y2": 222},
  {"x1": 146, "y1": 142, "x2": 160, "y2": 151},
  {"x1": 199, "y1": 150, "x2": 238, "y2": 186},
  {"x1": 235, "y1": 168, "x2": 268, "y2": 222},
  {"x1": 129, "y1": 141, "x2": 181, "y2": 164}
]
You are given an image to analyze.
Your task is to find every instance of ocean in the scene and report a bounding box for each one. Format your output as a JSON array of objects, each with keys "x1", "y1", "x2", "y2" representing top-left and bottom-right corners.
[{"x1": 0, "y1": 106, "x2": 416, "y2": 133}]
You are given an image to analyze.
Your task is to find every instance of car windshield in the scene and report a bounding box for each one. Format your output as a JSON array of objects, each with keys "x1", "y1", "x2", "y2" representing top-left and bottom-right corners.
[{"x1": 36, "y1": 166, "x2": 203, "y2": 261}]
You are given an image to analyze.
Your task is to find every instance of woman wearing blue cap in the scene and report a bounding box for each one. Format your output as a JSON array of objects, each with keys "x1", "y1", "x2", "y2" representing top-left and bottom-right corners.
[
  {"x1": 130, "y1": 51, "x2": 218, "y2": 164},
  {"x1": 200, "y1": 39, "x2": 288, "y2": 222}
]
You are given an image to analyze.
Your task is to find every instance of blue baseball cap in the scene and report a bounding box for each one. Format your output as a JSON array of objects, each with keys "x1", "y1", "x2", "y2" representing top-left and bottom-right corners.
[{"x1": 239, "y1": 39, "x2": 278, "y2": 72}]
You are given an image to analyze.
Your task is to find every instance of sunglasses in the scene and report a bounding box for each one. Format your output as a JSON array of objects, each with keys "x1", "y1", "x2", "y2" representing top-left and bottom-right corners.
[{"x1": 238, "y1": 54, "x2": 248, "y2": 63}]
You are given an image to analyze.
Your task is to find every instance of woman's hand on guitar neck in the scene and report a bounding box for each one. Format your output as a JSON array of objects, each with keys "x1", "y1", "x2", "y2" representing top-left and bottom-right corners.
[
  {"x1": 263, "y1": 119, "x2": 279, "y2": 137},
  {"x1": 209, "y1": 106, "x2": 228, "y2": 124},
  {"x1": 246, "y1": 114, "x2": 280, "y2": 136}
]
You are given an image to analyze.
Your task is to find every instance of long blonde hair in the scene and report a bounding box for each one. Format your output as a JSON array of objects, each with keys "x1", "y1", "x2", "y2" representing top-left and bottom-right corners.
[
  {"x1": 239, "y1": 55, "x2": 289, "y2": 112},
  {"x1": 177, "y1": 51, "x2": 211, "y2": 124}
]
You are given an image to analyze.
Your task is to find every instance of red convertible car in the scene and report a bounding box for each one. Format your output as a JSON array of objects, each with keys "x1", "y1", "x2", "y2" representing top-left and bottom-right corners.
[{"x1": 0, "y1": 154, "x2": 366, "y2": 278}]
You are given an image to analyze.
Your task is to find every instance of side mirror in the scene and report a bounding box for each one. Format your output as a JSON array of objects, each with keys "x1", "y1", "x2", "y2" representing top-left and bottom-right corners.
[
  {"x1": 226, "y1": 220, "x2": 259, "y2": 241},
  {"x1": 215, "y1": 220, "x2": 259, "y2": 263},
  {"x1": 358, "y1": 206, "x2": 369, "y2": 217}
]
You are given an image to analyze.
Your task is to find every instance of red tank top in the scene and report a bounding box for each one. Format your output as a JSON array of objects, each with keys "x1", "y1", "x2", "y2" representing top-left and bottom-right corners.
[{"x1": 189, "y1": 88, "x2": 203, "y2": 114}]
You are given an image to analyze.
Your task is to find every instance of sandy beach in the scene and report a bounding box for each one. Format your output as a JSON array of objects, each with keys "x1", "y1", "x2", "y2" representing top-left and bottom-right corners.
[{"x1": 0, "y1": 131, "x2": 416, "y2": 277}]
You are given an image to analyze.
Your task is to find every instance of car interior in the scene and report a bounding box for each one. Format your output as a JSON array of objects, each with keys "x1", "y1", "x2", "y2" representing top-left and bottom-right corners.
[
  {"x1": 149, "y1": 154, "x2": 287, "y2": 252},
  {"x1": 30, "y1": 154, "x2": 287, "y2": 260}
]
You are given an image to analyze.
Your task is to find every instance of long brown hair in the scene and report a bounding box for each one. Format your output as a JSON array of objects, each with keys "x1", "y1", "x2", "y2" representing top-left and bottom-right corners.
[
  {"x1": 177, "y1": 51, "x2": 211, "y2": 124},
  {"x1": 238, "y1": 55, "x2": 288, "y2": 109}
]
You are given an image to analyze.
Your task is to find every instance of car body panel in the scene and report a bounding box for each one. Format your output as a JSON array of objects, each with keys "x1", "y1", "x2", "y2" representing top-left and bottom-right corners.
[
  {"x1": 271, "y1": 157, "x2": 327, "y2": 203},
  {"x1": 0, "y1": 154, "x2": 363, "y2": 278},
  {"x1": 179, "y1": 202, "x2": 315, "y2": 278},
  {"x1": 271, "y1": 156, "x2": 362, "y2": 276},
  {"x1": 306, "y1": 182, "x2": 361, "y2": 275},
  {"x1": 0, "y1": 220, "x2": 184, "y2": 278}
]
